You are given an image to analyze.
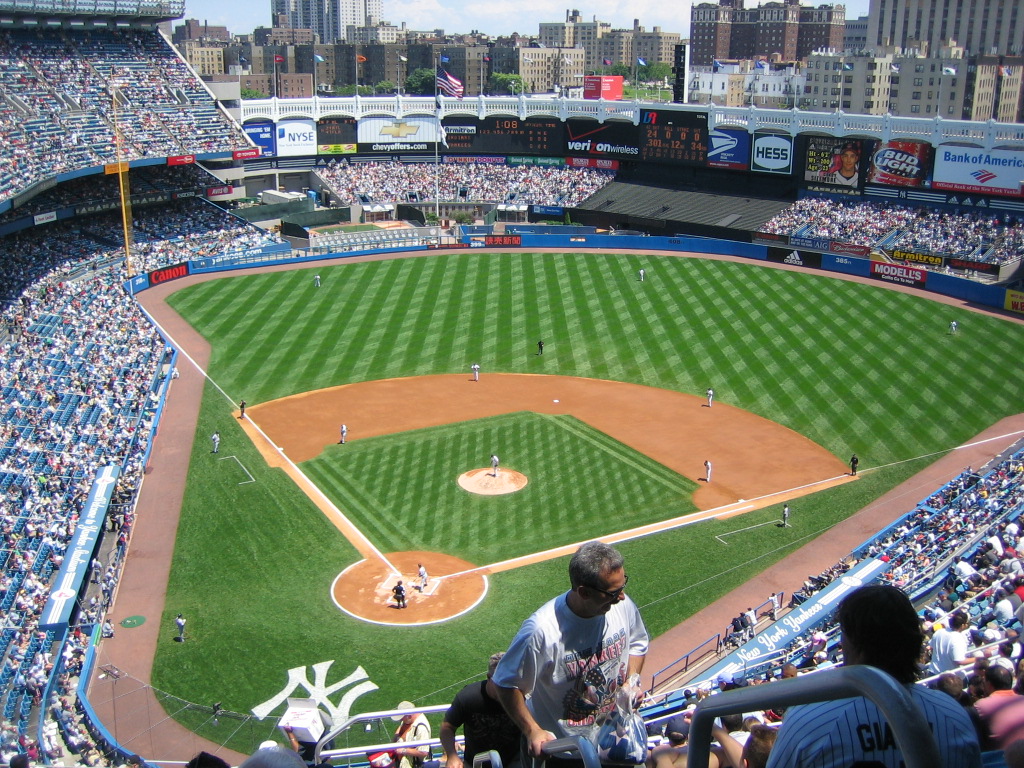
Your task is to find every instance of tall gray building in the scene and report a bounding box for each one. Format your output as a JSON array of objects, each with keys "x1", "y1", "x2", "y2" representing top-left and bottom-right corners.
[
  {"x1": 272, "y1": 0, "x2": 381, "y2": 44},
  {"x1": 867, "y1": 0, "x2": 1023, "y2": 56}
]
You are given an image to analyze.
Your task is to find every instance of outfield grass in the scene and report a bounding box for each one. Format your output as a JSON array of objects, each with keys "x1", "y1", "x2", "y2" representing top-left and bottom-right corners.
[{"x1": 153, "y1": 251, "x2": 1023, "y2": 752}]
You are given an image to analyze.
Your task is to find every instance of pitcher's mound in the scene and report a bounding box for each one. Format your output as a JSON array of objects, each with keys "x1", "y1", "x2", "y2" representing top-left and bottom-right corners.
[{"x1": 458, "y1": 468, "x2": 528, "y2": 495}]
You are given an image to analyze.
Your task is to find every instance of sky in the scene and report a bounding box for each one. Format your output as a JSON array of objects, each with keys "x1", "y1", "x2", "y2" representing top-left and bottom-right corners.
[{"x1": 183, "y1": 0, "x2": 872, "y2": 39}]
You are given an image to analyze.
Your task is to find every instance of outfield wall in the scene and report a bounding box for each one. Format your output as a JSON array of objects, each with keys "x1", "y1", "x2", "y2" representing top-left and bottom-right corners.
[{"x1": 125, "y1": 232, "x2": 1017, "y2": 317}]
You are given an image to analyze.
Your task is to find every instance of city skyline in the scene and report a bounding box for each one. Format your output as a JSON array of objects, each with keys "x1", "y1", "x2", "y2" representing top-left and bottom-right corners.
[{"x1": 182, "y1": 0, "x2": 872, "y2": 39}]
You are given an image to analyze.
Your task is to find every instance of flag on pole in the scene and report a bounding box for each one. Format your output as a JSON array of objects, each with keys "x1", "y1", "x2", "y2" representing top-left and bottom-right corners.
[
  {"x1": 483, "y1": 55, "x2": 491, "y2": 62},
  {"x1": 356, "y1": 55, "x2": 368, "y2": 63},
  {"x1": 399, "y1": 54, "x2": 408, "y2": 62},
  {"x1": 440, "y1": 55, "x2": 450, "y2": 63},
  {"x1": 713, "y1": 59, "x2": 724, "y2": 71},
  {"x1": 942, "y1": 65, "x2": 957, "y2": 75},
  {"x1": 890, "y1": 62, "x2": 900, "y2": 72},
  {"x1": 637, "y1": 56, "x2": 647, "y2": 66},
  {"x1": 602, "y1": 58, "x2": 612, "y2": 66},
  {"x1": 436, "y1": 67, "x2": 464, "y2": 97},
  {"x1": 274, "y1": 54, "x2": 284, "y2": 63},
  {"x1": 842, "y1": 62, "x2": 853, "y2": 70},
  {"x1": 314, "y1": 54, "x2": 325, "y2": 63},
  {"x1": 756, "y1": 59, "x2": 768, "y2": 70}
]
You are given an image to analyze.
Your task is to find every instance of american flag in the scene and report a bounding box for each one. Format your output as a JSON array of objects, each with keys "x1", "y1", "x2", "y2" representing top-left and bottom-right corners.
[{"x1": 436, "y1": 67, "x2": 464, "y2": 97}]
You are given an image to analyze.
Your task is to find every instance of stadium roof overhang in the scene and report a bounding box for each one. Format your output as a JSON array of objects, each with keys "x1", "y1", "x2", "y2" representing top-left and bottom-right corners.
[{"x1": 0, "y1": 0, "x2": 183, "y2": 26}]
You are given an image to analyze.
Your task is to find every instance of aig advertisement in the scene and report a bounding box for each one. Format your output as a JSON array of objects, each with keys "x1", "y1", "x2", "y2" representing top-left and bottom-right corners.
[
  {"x1": 751, "y1": 133, "x2": 793, "y2": 175},
  {"x1": 706, "y1": 129, "x2": 750, "y2": 170},
  {"x1": 933, "y1": 146, "x2": 1024, "y2": 197},
  {"x1": 243, "y1": 121, "x2": 275, "y2": 157},
  {"x1": 276, "y1": 119, "x2": 316, "y2": 157},
  {"x1": 358, "y1": 116, "x2": 439, "y2": 153}
]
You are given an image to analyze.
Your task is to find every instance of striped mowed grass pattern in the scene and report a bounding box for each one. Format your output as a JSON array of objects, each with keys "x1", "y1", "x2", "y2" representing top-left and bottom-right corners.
[
  {"x1": 170, "y1": 251, "x2": 1021, "y2": 466},
  {"x1": 154, "y1": 251, "x2": 1023, "y2": 741},
  {"x1": 301, "y1": 412, "x2": 697, "y2": 564}
]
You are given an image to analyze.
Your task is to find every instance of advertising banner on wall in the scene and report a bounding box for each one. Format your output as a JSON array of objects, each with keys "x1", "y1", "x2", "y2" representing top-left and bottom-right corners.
[
  {"x1": 866, "y1": 140, "x2": 932, "y2": 188},
  {"x1": 358, "y1": 116, "x2": 438, "y2": 153},
  {"x1": 243, "y1": 121, "x2": 276, "y2": 157},
  {"x1": 564, "y1": 118, "x2": 642, "y2": 161},
  {"x1": 1006, "y1": 289, "x2": 1024, "y2": 315},
  {"x1": 275, "y1": 118, "x2": 317, "y2": 157},
  {"x1": 890, "y1": 248, "x2": 943, "y2": 267},
  {"x1": 766, "y1": 247, "x2": 822, "y2": 269},
  {"x1": 706, "y1": 128, "x2": 750, "y2": 170},
  {"x1": 751, "y1": 133, "x2": 794, "y2": 175},
  {"x1": 870, "y1": 261, "x2": 927, "y2": 287},
  {"x1": 932, "y1": 146, "x2": 1024, "y2": 197}
]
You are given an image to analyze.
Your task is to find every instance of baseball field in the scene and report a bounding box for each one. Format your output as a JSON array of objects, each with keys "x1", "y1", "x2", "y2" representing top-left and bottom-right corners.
[{"x1": 143, "y1": 250, "x2": 1022, "y2": 752}]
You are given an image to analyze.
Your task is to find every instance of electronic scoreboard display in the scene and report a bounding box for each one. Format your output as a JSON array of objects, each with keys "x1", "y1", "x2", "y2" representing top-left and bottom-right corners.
[
  {"x1": 639, "y1": 109, "x2": 708, "y2": 166},
  {"x1": 441, "y1": 116, "x2": 564, "y2": 155}
]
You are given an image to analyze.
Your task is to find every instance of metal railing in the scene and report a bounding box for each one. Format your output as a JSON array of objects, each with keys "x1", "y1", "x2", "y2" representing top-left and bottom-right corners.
[{"x1": 686, "y1": 666, "x2": 941, "y2": 768}]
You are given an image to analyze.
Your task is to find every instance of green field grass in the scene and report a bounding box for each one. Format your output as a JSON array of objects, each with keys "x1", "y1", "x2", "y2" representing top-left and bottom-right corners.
[
  {"x1": 152, "y1": 251, "x2": 1023, "y2": 752},
  {"x1": 303, "y1": 412, "x2": 697, "y2": 563}
]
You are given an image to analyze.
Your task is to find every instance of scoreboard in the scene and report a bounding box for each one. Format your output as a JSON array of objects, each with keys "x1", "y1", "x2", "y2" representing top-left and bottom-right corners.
[
  {"x1": 639, "y1": 110, "x2": 708, "y2": 166},
  {"x1": 441, "y1": 116, "x2": 564, "y2": 155}
]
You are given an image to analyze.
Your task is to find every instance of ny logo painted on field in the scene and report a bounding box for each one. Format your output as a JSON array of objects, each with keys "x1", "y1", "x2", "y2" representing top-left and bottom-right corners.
[{"x1": 251, "y1": 662, "x2": 379, "y2": 724}]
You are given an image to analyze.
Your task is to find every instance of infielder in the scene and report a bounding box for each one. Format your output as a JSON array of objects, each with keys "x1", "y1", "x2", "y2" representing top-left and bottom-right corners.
[
  {"x1": 706, "y1": 388, "x2": 714, "y2": 407},
  {"x1": 471, "y1": 363, "x2": 480, "y2": 382}
]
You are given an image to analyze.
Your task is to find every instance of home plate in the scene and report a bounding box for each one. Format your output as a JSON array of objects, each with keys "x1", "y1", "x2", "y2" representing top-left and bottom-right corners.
[{"x1": 553, "y1": 399, "x2": 559, "y2": 403}]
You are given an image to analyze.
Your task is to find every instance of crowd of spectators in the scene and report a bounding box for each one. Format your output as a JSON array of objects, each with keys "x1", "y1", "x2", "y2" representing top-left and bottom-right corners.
[
  {"x1": 315, "y1": 160, "x2": 615, "y2": 207},
  {"x1": 646, "y1": 450, "x2": 1024, "y2": 767},
  {"x1": 0, "y1": 165, "x2": 221, "y2": 226},
  {"x1": 0, "y1": 200, "x2": 283, "y2": 767},
  {"x1": 0, "y1": 27, "x2": 247, "y2": 204},
  {"x1": 759, "y1": 197, "x2": 1024, "y2": 265},
  {"x1": 0, "y1": 199, "x2": 283, "y2": 303}
]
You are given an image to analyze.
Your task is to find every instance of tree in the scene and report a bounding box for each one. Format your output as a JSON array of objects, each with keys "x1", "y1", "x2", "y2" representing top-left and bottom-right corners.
[
  {"x1": 240, "y1": 87, "x2": 267, "y2": 99},
  {"x1": 609, "y1": 63, "x2": 631, "y2": 78},
  {"x1": 640, "y1": 62, "x2": 672, "y2": 83},
  {"x1": 488, "y1": 72, "x2": 525, "y2": 95},
  {"x1": 374, "y1": 80, "x2": 397, "y2": 94},
  {"x1": 405, "y1": 68, "x2": 436, "y2": 96}
]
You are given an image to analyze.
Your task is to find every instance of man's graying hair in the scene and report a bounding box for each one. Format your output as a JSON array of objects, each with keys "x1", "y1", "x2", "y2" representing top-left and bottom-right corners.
[{"x1": 569, "y1": 541, "x2": 624, "y2": 588}]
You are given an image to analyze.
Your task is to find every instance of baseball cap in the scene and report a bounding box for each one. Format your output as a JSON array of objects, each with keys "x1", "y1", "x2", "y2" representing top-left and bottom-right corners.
[
  {"x1": 392, "y1": 701, "x2": 416, "y2": 721},
  {"x1": 664, "y1": 715, "x2": 689, "y2": 742},
  {"x1": 716, "y1": 671, "x2": 734, "y2": 686}
]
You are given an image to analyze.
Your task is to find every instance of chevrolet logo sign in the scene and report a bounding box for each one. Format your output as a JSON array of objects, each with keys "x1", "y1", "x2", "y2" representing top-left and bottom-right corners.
[{"x1": 380, "y1": 120, "x2": 421, "y2": 138}]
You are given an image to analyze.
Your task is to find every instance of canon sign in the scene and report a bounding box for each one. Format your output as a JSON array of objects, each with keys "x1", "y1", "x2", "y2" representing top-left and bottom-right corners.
[{"x1": 751, "y1": 135, "x2": 793, "y2": 174}]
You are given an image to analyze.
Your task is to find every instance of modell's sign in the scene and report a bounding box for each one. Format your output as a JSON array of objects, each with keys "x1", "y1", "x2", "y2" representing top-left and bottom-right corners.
[
  {"x1": 871, "y1": 261, "x2": 926, "y2": 287},
  {"x1": 148, "y1": 262, "x2": 190, "y2": 285}
]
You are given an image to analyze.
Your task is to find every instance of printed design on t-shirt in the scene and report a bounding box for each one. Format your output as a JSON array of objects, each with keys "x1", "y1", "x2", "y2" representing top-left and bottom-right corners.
[{"x1": 559, "y1": 629, "x2": 627, "y2": 727}]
